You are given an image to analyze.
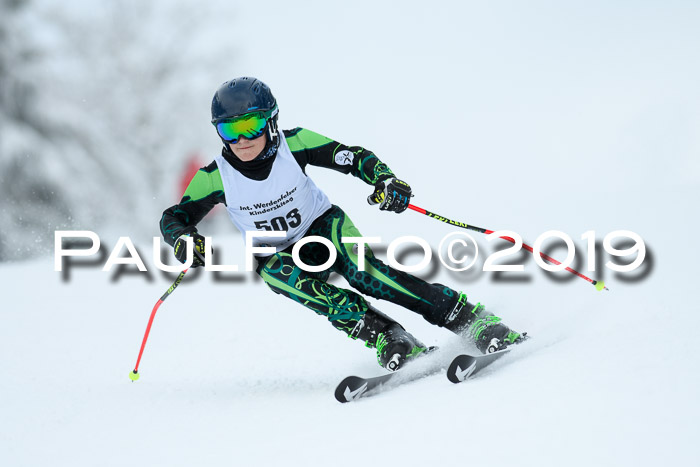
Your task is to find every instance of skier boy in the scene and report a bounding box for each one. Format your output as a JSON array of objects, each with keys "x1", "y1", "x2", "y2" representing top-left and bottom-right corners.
[{"x1": 160, "y1": 77, "x2": 524, "y2": 371}]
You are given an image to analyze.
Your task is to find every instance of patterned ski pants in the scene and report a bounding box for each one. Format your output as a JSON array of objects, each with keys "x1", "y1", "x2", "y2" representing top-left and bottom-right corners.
[{"x1": 256, "y1": 205, "x2": 460, "y2": 336}]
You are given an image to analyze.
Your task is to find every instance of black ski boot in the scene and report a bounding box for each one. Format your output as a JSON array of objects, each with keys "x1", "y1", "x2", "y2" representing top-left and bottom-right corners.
[
  {"x1": 351, "y1": 304, "x2": 429, "y2": 371},
  {"x1": 443, "y1": 293, "x2": 526, "y2": 353}
]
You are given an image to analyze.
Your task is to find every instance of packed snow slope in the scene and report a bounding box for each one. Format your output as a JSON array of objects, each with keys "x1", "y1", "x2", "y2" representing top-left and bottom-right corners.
[
  {"x1": 1, "y1": 180, "x2": 698, "y2": 467},
  {"x1": 3, "y1": 1, "x2": 700, "y2": 466}
]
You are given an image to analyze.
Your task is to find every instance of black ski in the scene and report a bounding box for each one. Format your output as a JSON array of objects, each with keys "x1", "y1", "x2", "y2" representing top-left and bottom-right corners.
[
  {"x1": 334, "y1": 353, "x2": 445, "y2": 403},
  {"x1": 446, "y1": 348, "x2": 511, "y2": 383},
  {"x1": 335, "y1": 346, "x2": 518, "y2": 403}
]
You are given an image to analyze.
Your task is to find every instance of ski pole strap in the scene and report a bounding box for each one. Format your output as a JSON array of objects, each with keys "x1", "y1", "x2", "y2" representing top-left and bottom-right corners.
[{"x1": 407, "y1": 204, "x2": 608, "y2": 291}]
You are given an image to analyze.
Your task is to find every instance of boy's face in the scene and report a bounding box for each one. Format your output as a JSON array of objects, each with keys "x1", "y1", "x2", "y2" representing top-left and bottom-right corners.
[{"x1": 229, "y1": 133, "x2": 268, "y2": 162}]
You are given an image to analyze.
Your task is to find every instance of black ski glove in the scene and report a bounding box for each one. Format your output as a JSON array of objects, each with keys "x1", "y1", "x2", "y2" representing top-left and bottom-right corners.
[
  {"x1": 173, "y1": 232, "x2": 207, "y2": 267},
  {"x1": 367, "y1": 177, "x2": 412, "y2": 213}
]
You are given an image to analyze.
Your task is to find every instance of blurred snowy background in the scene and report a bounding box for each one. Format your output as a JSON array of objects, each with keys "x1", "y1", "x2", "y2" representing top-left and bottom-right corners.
[
  {"x1": 0, "y1": 0, "x2": 232, "y2": 260},
  {"x1": 2, "y1": 0, "x2": 698, "y2": 263},
  {"x1": 2, "y1": 1, "x2": 700, "y2": 466}
]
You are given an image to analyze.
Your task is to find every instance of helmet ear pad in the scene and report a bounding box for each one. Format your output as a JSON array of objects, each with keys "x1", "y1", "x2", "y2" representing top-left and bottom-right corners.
[{"x1": 257, "y1": 113, "x2": 280, "y2": 160}]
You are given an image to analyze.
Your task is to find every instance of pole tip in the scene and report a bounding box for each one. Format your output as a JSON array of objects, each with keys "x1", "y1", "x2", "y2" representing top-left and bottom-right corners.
[
  {"x1": 594, "y1": 280, "x2": 606, "y2": 291},
  {"x1": 129, "y1": 370, "x2": 140, "y2": 382}
]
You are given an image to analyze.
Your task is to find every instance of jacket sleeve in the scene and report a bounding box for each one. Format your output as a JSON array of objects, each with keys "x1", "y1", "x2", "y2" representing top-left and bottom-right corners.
[
  {"x1": 283, "y1": 127, "x2": 396, "y2": 185},
  {"x1": 159, "y1": 161, "x2": 226, "y2": 246}
]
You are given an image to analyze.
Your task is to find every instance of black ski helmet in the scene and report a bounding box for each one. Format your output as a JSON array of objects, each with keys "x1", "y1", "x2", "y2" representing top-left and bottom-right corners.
[{"x1": 211, "y1": 77, "x2": 280, "y2": 159}]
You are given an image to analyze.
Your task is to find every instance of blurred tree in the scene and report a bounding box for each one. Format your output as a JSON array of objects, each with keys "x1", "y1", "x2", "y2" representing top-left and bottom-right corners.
[
  {"x1": 0, "y1": 0, "x2": 73, "y2": 261},
  {"x1": 0, "y1": 0, "x2": 232, "y2": 261}
]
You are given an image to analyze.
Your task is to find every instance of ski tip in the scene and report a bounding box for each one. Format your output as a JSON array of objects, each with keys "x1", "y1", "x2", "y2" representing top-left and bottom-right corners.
[
  {"x1": 447, "y1": 355, "x2": 477, "y2": 384},
  {"x1": 334, "y1": 376, "x2": 366, "y2": 403}
]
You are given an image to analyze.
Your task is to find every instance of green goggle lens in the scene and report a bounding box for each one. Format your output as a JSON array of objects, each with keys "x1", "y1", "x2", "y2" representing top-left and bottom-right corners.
[{"x1": 216, "y1": 112, "x2": 268, "y2": 143}]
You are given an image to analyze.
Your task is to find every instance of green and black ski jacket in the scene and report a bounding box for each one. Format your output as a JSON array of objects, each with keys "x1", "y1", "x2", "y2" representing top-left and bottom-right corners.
[{"x1": 160, "y1": 128, "x2": 397, "y2": 245}]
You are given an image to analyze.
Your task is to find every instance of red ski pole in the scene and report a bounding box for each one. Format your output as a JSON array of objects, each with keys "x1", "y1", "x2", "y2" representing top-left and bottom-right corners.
[
  {"x1": 407, "y1": 204, "x2": 608, "y2": 291},
  {"x1": 129, "y1": 268, "x2": 189, "y2": 381}
]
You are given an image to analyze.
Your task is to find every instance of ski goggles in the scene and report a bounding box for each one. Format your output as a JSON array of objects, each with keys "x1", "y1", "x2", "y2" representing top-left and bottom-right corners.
[{"x1": 214, "y1": 107, "x2": 277, "y2": 143}]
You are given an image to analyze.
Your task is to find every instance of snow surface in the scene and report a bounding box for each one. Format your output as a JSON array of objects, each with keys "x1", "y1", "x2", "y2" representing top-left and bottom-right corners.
[
  {"x1": 2, "y1": 192, "x2": 699, "y2": 466},
  {"x1": 2, "y1": 1, "x2": 700, "y2": 466}
]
